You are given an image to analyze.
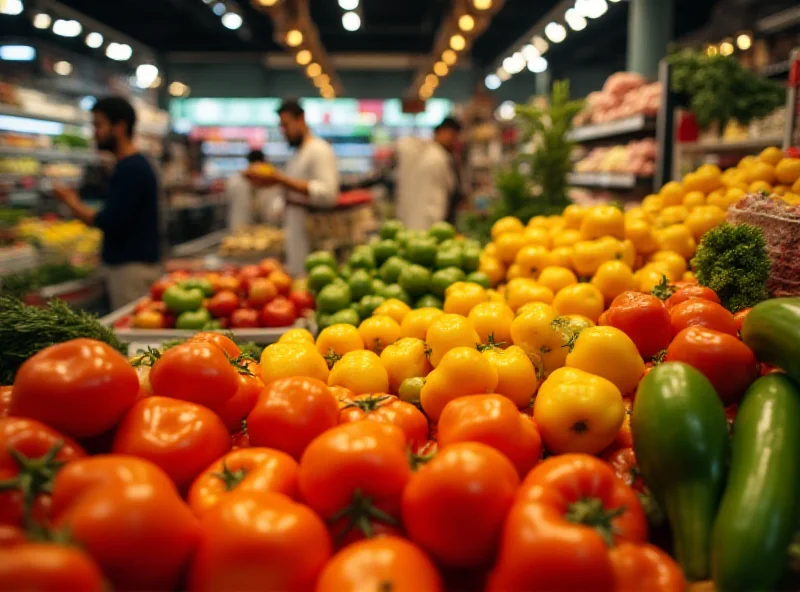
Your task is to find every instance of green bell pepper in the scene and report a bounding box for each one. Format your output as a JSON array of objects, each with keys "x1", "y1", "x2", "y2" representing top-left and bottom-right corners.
[
  {"x1": 176, "y1": 308, "x2": 211, "y2": 330},
  {"x1": 163, "y1": 285, "x2": 205, "y2": 313}
]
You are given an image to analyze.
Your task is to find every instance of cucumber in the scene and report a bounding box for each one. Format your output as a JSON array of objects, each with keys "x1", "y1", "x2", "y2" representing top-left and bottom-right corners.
[
  {"x1": 632, "y1": 362, "x2": 729, "y2": 581},
  {"x1": 741, "y1": 297, "x2": 800, "y2": 382},
  {"x1": 712, "y1": 374, "x2": 800, "y2": 591}
]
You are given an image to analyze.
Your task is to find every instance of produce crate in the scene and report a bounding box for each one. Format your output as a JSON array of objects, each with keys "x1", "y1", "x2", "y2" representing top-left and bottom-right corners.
[{"x1": 100, "y1": 297, "x2": 314, "y2": 354}]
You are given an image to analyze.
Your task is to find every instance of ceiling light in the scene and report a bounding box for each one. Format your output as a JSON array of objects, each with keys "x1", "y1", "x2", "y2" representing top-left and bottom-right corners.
[
  {"x1": 0, "y1": 45, "x2": 35, "y2": 61},
  {"x1": 532, "y1": 35, "x2": 549, "y2": 54},
  {"x1": 342, "y1": 11, "x2": 361, "y2": 31},
  {"x1": 314, "y1": 74, "x2": 330, "y2": 88},
  {"x1": 258, "y1": 0, "x2": 279, "y2": 5},
  {"x1": 705, "y1": 44, "x2": 718, "y2": 57},
  {"x1": 720, "y1": 40, "x2": 734, "y2": 56},
  {"x1": 221, "y1": 13, "x2": 243, "y2": 30},
  {"x1": 544, "y1": 22, "x2": 566, "y2": 43},
  {"x1": 426, "y1": 74, "x2": 439, "y2": 88},
  {"x1": 497, "y1": 68, "x2": 511, "y2": 82},
  {"x1": 522, "y1": 44, "x2": 539, "y2": 60},
  {"x1": 0, "y1": 0, "x2": 22, "y2": 16},
  {"x1": 321, "y1": 88, "x2": 335, "y2": 99},
  {"x1": 502, "y1": 52, "x2": 525, "y2": 75},
  {"x1": 296, "y1": 50, "x2": 312, "y2": 65},
  {"x1": 565, "y1": 8, "x2": 587, "y2": 31},
  {"x1": 85, "y1": 32, "x2": 104, "y2": 48},
  {"x1": 575, "y1": 0, "x2": 607, "y2": 19},
  {"x1": 54, "y1": 61, "x2": 73, "y2": 76},
  {"x1": 736, "y1": 33, "x2": 752, "y2": 50},
  {"x1": 169, "y1": 81, "x2": 189, "y2": 97},
  {"x1": 306, "y1": 62, "x2": 322, "y2": 77},
  {"x1": 485, "y1": 74, "x2": 501, "y2": 90},
  {"x1": 338, "y1": 0, "x2": 359, "y2": 9},
  {"x1": 211, "y1": 2, "x2": 226, "y2": 15},
  {"x1": 450, "y1": 34, "x2": 466, "y2": 51},
  {"x1": 136, "y1": 64, "x2": 159, "y2": 88},
  {"x1": 497, "y1": 101, "x2": 516, "y2": 121},
  {"x1": 106, "y1": 42, "x2": 133, "y2": 61},
  {"x1": 33, "y1": 13, "x2": 52, "y2": 29},
  {"x1": 79, "y1": 96, "x2": 96, "y2": 111},
  {"x1": 420, "y1": 85, "x2": 433, "y2": 99},
  {"x1": 458, "y1": 14, "x2": 475, "y2": 32},
  {"x1": 472, "y1": 0, "x2": 492, "y2": 9},
  {"x1": 53, "y1": 19, "x2": 82, "y2": 38},
  {"x1": 434, "y1": 61, "x2": 449, "y2": 76},
  {"x1": 286, "y1": 29, "x2": 303, "y2": 47},
  {"x1": 442, "y1": 50, "x2": 458, "y2": 66},
  {"x1": 528, "y1": 56, "x2": 548, "y2": 73}
]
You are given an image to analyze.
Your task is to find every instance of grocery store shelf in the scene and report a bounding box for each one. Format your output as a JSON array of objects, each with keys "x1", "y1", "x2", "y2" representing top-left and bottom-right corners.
[
  {"x1": 567, "y1": 116, "x2": 656, "y2": 142},
  {"x1": 678, "y1": 137, "x2": 785, "y2": 154},
  {"x1": 0, "y1": 103, "x2": 89, "y2": 128},
  {"x1": 568, "y1": 172, "x2": 653, "y2": 189},
  {"x1": 0, "y1": 146, "x2": 98, "y2": 162}
]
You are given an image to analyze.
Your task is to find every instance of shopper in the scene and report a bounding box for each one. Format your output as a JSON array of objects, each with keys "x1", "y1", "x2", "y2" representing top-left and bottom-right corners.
[
  {"x1": 53, "y1": 97, "x2": 162, "y2": 310},
  {"x1": 398, "y1": 117, "x2": 463, "y2": 231},
  {"x1": 246, "y1": 100, "x2": 339, "y2": 275},
  {"x1": 227, "y1": 149, "x2": 284, "y2": 230}
]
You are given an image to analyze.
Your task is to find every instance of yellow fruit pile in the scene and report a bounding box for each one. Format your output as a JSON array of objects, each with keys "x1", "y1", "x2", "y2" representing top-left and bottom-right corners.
[{"x1": 16, "y1": 218, "x2": 101, "y2": 256}]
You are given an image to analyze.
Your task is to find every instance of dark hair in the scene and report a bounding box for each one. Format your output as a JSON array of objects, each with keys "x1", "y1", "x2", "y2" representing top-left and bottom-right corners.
[
  {"x1": 277, "y1": 99, "x2": 304, "y2": 118},
  {"x1": 92, "y1": 96, "x2": 137, "y2": 137},
  {"x1": 246, "y1": 149, "x2": 265, "y2": 164},
  {"x1": 435, "y1": 116, "x2": 463, "y2": 133}
]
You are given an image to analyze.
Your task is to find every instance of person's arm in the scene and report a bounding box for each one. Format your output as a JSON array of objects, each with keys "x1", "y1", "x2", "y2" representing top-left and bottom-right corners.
[
  {"x1": 93, "y1": 171, "x2": 145, "y2": 233},
  {"x1": 247, "y1": 144, "x2": 339, "y2": 208},
  {"x1": 53, "y1": 185, "x2": 97, "y2": 225}
]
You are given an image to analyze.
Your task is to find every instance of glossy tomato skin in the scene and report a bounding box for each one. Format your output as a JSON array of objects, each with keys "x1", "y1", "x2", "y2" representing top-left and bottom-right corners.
[
  {"x1": 216, "y1": 360, "x2": 263, "y2": 432},
  {"x1": 289, "y1": 290, "x2": 315, "y2": 314},
  {"x1": 150, "y1": 279, "x2": 172, "y2": 302},
  {"x1": 339, "y1": 394, "x2": 429, "y2": 449},
  {"x1": 247, "y1": 377, "x2": 339, "y2": 460},
  {"x1": 664, "y1": 285, "x2": 720, "y2": 310},
  {"x1": 260, "y1": 297, "x2": 297, "y2": 327},
  {"x1": 733, "y1": 307, "x2": 751, "y2": 333},
  {"x1": 149, "y1": 341, "x2": 239, "y2": 410},
  {"x1": 258, "y1": 258, "x2": 281, "y2": 276},
  {"x1": 0, "y1": 386, "x2": 11, "y2": 418},
  {"x1": 112, "y1": 397, "x2": 231, "y2": 491},
  {"x1": 230, "y1": 308, "x2": 260, "y2": 328},
  {"x1": 0, "y1": 543, "x2": 105, "y2": 592},
  {"x1": 316, "y1": 536, "x2": 443, "y2": 592},
  {"x1": 601, "y1": 447, "x2": 645, "y2": 493},
  {"x1": 669, "y1": 298, "x2": 738, "y2": 337},
  {"x1": 50, "y1": 456, "x2": 199, "y2": 591},
  {"x1": 267, "y1": 270, "x2": 292, "y2": 296},
  {"x1": 437, "y1": 394, "x2": 542, "y2": 478},
  {"x1": 665, "y1": 327, "x2": 759, "y2": 405},
  {"x1": 247, "y1": 278, "x2": 278, "y2": 308},
  {"x1": 187, "y1": 491, "x2": 331, "y2": 592},
  {"x1": 609, "y1": 542, "x2": 686, "y2": 592},
  {"x1": 606, "y1": 292, "x2": 671, "y2": 360},
  {"x1": 206, "y1": 290, "x2": 240, "y2": 319},
  {"x1": 237, "y1": 265, "x2": 263, "y2": 292},
  {"x1": 0, "y1": 418, "x2": 86, "y2": 527},
  {"x1": 188, "y1": 332, "x2": 241, "y2": 358},
  {"x1": 10, "y1": 339, "x2": 138, "y2": 439}
]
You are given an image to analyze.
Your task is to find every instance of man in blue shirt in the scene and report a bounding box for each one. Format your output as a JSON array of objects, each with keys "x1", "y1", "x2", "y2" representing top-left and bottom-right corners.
[{"x1": 54, "y1": 96, "x2": 162, "y2": 309}]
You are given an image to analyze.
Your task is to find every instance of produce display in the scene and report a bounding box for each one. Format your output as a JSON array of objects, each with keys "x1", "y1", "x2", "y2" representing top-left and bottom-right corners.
[
  {"x1": 574, "y1": 138, "x2": 657, "y2": 176},
  {"x1": 14, "y1": 218, "x2": 101, "y2": 259},
  {"x1": 305, "y1": 220, "x2": 490, "y2": 329},
  {"x1": 119, "y1": 259, "x2": 313, "y2": 330},
  {"x1": 218, "y1": 226, "x2": 284, "y2": 258},
  {"x1": 0, "y1": 262, "x2": 94, "y2": 300},
  {"x1": 573, "y1": 72, "x2": 661, "y2": 126}
]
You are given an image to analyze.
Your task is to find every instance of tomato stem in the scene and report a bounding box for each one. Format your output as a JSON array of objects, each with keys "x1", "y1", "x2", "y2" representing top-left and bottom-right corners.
[
  {"x1": 0, "y1": 442, "x2": 66, "y2": 528},
  {"x1": 564, "y1": 497, "x2": 626, "y2": 547},
  {"x1": 341, "y1": 395, "x2": 393, "y2": 413},
  {"x1": 211, "y1": 461, "x2": 248, "y2": 491},
  {"x1": 651, "y1": 276, "x2": 676, "y2": 301},
  {"x1": 407, "y1": 447, "x2": 436, "y2": 472},
  {"x1": 328, "y1": 489, "x2": 397, "y2": 544},
  {"x1": 323, "y1": 348, "x2": 342, "y2": 370}
]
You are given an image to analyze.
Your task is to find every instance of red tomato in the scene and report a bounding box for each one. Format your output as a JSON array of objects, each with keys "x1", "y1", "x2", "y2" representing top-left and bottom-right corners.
[
  {"x1": 187, "y1": 448, "x2": 299, "y2": 516},
  {"x1": 0, "y1": 386, "x2": 11, "y2": 418},
  {"x1": 669, "y1": 298, "x2": 738, "y2": 337},
  {"x1": 50, "y1": 456, "x2": 199, "y2": 591},
  {"x1": 402, "y1": 442, "x2": 519, "y2": 567},
  {"x1": 0, "y1": 418, "x2": 86, "y2": 528},
  {"x1": 247, "y1": 278, "x2": 278, "y2": 308},
  {"x1": 134, "y1": 297, "x2": 154, "y2": 314},
  {"x1": 216, "y1": 275, "x2": 241, "y2": 294},
  {"x1": 237, "y1": 265, "x2": 264, "y2": 291},
  {"x1": 206, "y1": 290, "x2": 240, "y2": 319},
  {"x1": 247, "y1": 377, "x2": 339, "y2": 460},
  {"x1": 606, "y1": 292, "x2": 671, "y2": 360},
  {"x1": 133, "y1": 310, "x2": 165, "y2": 329},
  {"x1": 258, "y1": 258, "x2": 282, "y2": 276},
  {"x1": 267, "y1": 270, "x2": 292, "y2": 296},
  {"x1": 169, "y1": 271, "x2": 190, "y2": 283},
  {"x1": 664, "y1": 285, "x2": 720, "y2": 310},
  {"x1": 216, "y1": 361, "x2": 263, "y2": 432},
  {"x1": 316, "y1": 536, "x2": 443, "y2": 592},
  {"x1": 609, "y1": 543, "x2": 686, "y2": 592},
  {"x1": 150, "y1": 279, "x2": 172, "y2": 301},
  {"x1": 299, "y1": 422, "x2": 411, "y2": 540},
  {"x1": 665, "y1": 327, "x2": 759, "y2": 404},
  {"x1": 0, "y1": 524, "x2": 25, "y2": 547},
  {"x1": 10, "y1": 339, "x2": 139, "y2": 439},
  {"x1": 0, "y1": 543, "x2": 105, "y2": 591},
  {"x1": 231, "y1": 429, "x2": 250, "y2": 450},
  {"x1": 437, "y1": 394, "x2": 542, "y2": 478},
  {"x1": 188, "y1": 332, "x2": 241, "y2": 358},
  {"x1": 112, "y1": 397, "x2": 231, "y2": 491},
  {"x1": 149, "y1": 341, "x2": 239, "y2": 409},
  {"x1": 187, "y1": 491, "x2": 331, "y2": 592},
  {"x1": 601, "y1": 447, "x2": 645, "y2": 493},
  {"x1": 733, "y1": 307, "x2": 751, "y2": 333},
  {"x1": 260, "y1": 297, "x2": 297, "y2": 328},
  {"x1": 289, "y1": 290, "x2": 315, "y2": 314},
  {"x1": 339, "y1": 394, "x2": 428, "y2": 449},
  {"x1": 230, "y1": 308, "x2": 260, "y2": 328}
]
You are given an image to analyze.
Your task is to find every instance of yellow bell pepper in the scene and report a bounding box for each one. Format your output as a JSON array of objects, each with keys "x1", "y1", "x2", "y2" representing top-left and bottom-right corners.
[
  {"x1": 533, "y1": 366, "x2": 624, "y2": 454},
  {"x1": 527, "y1": 215, "x2": 550, "y2": 228},
  {"x1": 523, "y1": 226, "x2": 551, "y2": 249},
  {"x1": 509, "y1": 304, "x2": 571, "y2": 376},
  {"x1": 328, "y1": 350, "x2": 389, "y2": 395},
  {"x1": 478, "y1": 256, "x2": 506, "y2": 287},
  {"x1": 400, "y1": 307, "x2": 444, "y2": 341},
  {"x1": 495, "y1": 231, "x2": 527, "y2": 265},
  {"x1": 563, "y1": 204, "x2": 588, "y2": 230},
  {"x1": 506, "y1": 263, "x2": 525, "y2": 280},
  {"x1": 373, "y1": 298, "x2": 412, "y2": 325},
  {"x1": 570, "y1": 238, "x2": 621, "y2": 277},
  {"x1": 648, "y1": 250, "x2": 687, "y2": 280},
  {"x1": 481, "y1": 345, "x2": 540, "y2": 408},
  {"x1": 684, "y1": 205, "x2": 726, "y2": 241},
  {"x1": 551, "y1": 283, "x2": 605, "y2": 323},
  {"x1": 468, "y1": 301, "x2": 515, "y2": 347},
  {"x1": 624, "y1": 206, "x2": 654, "y2": 224},
  {"x1": 505, "y1": 278, "x2": 554, "y2": 312},
  {"x1": 425, "y1": 313, "x2": 481, "y2": 367},
  {"x1": 443, "y1": 282, "x2": 489, "y2": 317},
  {"x1": 491, "y1": 216, "x2": 524, "y2": 240},
  {"x1": 624, "y1": 217, "x2": 659, "y2": 255},
  {"x1": 641, "y1": 194, "x2": 664, "y2": 214},
  {"x1": 579, "y1": 205, "x2": 625, "y2": 240},
  {"x1": 590, "y1": 260, "x2": 637, "y2": 305},
  {"x1": 634, "y1": 264, "x2": 671, "y2": 292},
  {"x1": 551, "y1": 228, "x2": 582, "y2": 248},
  {"x1": 420, "y1": 346, "x2": 498, "y2": 421},
  {"x1": 515, "y1": 244, "x2": 552, "y2": 278},
  {"x1": 380, "y1": 337, "x2": 433, "y2": 393},
  {"x1": 565, "y1": 326, "x2": 645, "y2": 395},
  {"x1": 537, "y1": 266, "x2": 578, "y2": 294},
  {"x1": 656, "y1": 205, "x2": 689, "y2": 227},
  {"x1": 654, "y1": 223, "x2": 697, "y2": 259}
]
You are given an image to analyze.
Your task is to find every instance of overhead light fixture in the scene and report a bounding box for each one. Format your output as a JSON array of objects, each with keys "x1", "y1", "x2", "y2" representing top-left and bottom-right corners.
[
  {"x1": 522, "y1": 44, "x2": 539, "y2": 61},
  {"x1": 33, "y1": 13, "x2": 52, "y2": 29},
  {"x1": 342, "y1": 11, "x2": 361, "y2": 32},
  {"x1": 338, "y1": 0, "x2": 359, "y2": 9},
  {"x1": 736, "y1": 33, "x2": 752, "y2": 50},
  {"x1": 0, "y1": 0, "x2": 22, "y2": 16},
  {"x1": 169, "y1": 81, "x2": 189, "y2": 97},
  {"x1": 544, "y1": 22, "x2": 566, "y2": 43},
  {"x1": 575, "y1": 0, "x2": 608, "y2": 19},
  {"x1": 458, "y1": 14, "x2": 475, "y2": 32},
  {"x1": 306, "y1": 62, "x2": 322, "y2": 77},
  {"x1": 85, "y1": 32, "x2": 104, "y2": 48},
  {"x1": 285, "y1": 29, "x2": 303, "y2": 47},
  {"x1": 136, "y1": 64, "x2": 159, "y2": 89},
  {"x1": 565, "y1": 8, "x2": 587, "y2": 31},
  {"x1": 221, "y1": 12, "x2": 243, "y2": 29},
  {"x1": 420, "y1": 85, "x2": 433, "y2": 99},
  {"x1": 705, "y1": 44, "x2": 718, "y2": 57},
  {"x1": 450, "y1": 34, "x2": 466, "y2": 51},
  {"x1": 211, "y1": 2, "x2": 226, "y2": 16},
  {"x1": 442, "y1": 49, "x2": 458, "y2": 66},
  {"x1": 425, "y1": 74, "x2": 439, "y2": 88},
  {"x1": 52, "y1": 19, "x2": 82, "y2": 38},
  {"x1": 314, "y1": 74, "x2": 330, "y2": 88},
  {"x1": 79, "y1": 96, "x2": 96, "y2": 111},
  {"x1": 296, "y1": 49, "x2": 312, "y2": 65},
  {"x1": 497, "y1": 67, "x2": 511, "y2": 82},
  {"x1": 106, "y1": 42, "x2": 133, "y2": 61},
  {"x1": 321, "y1": 89, "x2": 335, "y2": 99},
  {"x1": 528, "y1": 56, "x2": 548, "y2": 73},
  {"x1": 502, "y1": 52, "x2": 525, "y2": 75},
  {"x1": 257, "y1": 0, "x2": 278, "y2": 6},
  {"x1": 0, "y1": 45, "x2": 36, "y2": 61},
  {"x1": 532, "y1": 35, "x2": 549, "y2": 54},
  {"x1": 497, "y1": 101, "x2": 516, "y2": 121},
  {"x1": 719, "y1": 39, "x2": 734, "y2": 56},
  {"x1": 433, "y1": 61, "x2": 449, "y2": 76},
  {"x1": 53, "y1": 60, "x2": 73, "y2": 76},
  {"x1": 485, "y1": 74, "x2": 501, "y2": 90},
  {"x1": 472, "y1": 0, "x2": 492, "y2": 9}
]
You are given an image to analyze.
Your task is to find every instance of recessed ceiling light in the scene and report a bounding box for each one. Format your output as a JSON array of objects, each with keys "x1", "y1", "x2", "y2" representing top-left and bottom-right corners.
[
  {"x1": 342, "y1": 11, "x2": 361, "y2": 32},
  {"x1": 211, "y1": 2, "x2": 226, "y2": 16},
  {"x1": 54, "y1": 61, "x2": 73, "y2": 76},
  {"x1": 338, "y1": 0, "x2": 359, "y2": 9},
  {"x1": 306, "y1": 62, "x2": 322, "y2": 77},
  {"x1": 472, "y1": 0, "x2": 492, "y2": 9},
  {"x1": 458, "y1": 14, "x2": 475, "y2": 32},
  {"x1": 425, "y1": 74, "x2": 439, "y2": 88},
  {"x1": 33, "y1": 13, "x2": 52, "y2": 29},
  {"x1": 528, "y1": 56, "x2": 548, "y2": 73},
  {"x1": 0, "y1": 0, "x2": 22, "y2": 16},
  {"x1": 136, "y1": 64, "x2": 159, "y2": 88},
  {"x1": 450, "y1": 34, "x2": 466, "y2": 51},
  {"x1": 106, "y1": 43, "x2": 133, "y2": 61},
  {"x1": 296, "y1": 49, "x2": 312, "y2": 65},
  {"x1": 442, "y1": 50, "x2": 458, "y2": 66},
  {"x1": 565, "y1": 8, "x2": 587, "y2": 31},
  {"x1": 0, "y1": 45, "x2": 36, "y2": 61},
  {"x1": 544, "y1": 22, "x2": 566, "y2": 43},
  {"x1": 221, "y1": 12, "x2": 243, "y2": 30},
  {"x1": 485, "y1": 74, "x2": 501, "y2": 90},
  {"x1": 85, "y1": 32, "x2": 104, "y2": 48},
  {"x1": 433, "y1": 61, "x2": 449, "y2": 76},
  {"x1": 285, "y1": 29, "x2": 303, "y2": 47},
  {"x1": 53, "y1": 19, "x2": 82, "y2": 38}
]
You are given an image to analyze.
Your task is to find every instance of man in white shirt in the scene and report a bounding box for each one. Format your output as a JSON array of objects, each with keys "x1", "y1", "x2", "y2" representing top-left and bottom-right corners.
[
  {"x1": 247, "y1": 100, "x2": 339, "y2": 275},
  {"x1": 227, "y1": 149, "x2": 284, "y2": 230},
  {"x1": 399, "y1": 117, "x2": 463, "y2": 231}
]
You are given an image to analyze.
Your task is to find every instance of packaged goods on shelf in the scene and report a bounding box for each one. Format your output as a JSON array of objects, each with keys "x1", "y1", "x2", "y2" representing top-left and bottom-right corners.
[
  {"x1": 219, "y1": 226, "x2": 284, "y2": 258},
  {"x1": 574, "y1": 138, "x2": 657, "y2": 177},
  {"x1": 574, "y1": 72, "x2": 661, "y2": 127}
]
